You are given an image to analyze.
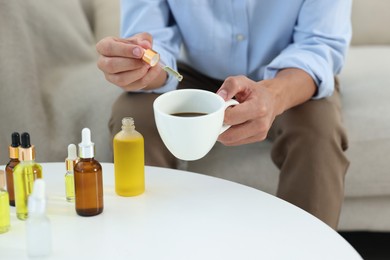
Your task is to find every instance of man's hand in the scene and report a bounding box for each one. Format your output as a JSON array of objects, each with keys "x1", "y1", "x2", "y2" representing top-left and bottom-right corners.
[
  {"x1": 96, "y1": 33, "x2": 167, "y2": 91},
  {"x1": 217, "y1": 69, "x2": 316, "y2": 146},
  {"x1": 216, "y1": 76, "x2": 280, "y2": 146}
]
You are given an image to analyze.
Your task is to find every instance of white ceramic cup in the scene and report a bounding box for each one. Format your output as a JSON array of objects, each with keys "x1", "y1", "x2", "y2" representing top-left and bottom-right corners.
[{"x1": 153, "y1": 89, "x2": 239, "y2": 161}]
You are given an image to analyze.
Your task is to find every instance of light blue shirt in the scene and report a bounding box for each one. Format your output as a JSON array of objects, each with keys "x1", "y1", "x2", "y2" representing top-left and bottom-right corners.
[{"x1": 121, "y1": 0, "x2": 352, "y2": 99}]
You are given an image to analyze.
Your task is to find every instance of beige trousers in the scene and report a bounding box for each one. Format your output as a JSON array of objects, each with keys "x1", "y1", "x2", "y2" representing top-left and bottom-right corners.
[{"x1": 109, "y1": 64, "x2": 350, "y2": 229}]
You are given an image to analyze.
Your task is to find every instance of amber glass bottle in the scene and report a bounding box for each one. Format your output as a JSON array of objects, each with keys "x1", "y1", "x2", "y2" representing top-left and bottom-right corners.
[
  {"x1": 5, "y1": 132, "x2": 21, "y2": 206},
  {"x1": 74, "y1": 128, "x2": 103, "y2": 216}
]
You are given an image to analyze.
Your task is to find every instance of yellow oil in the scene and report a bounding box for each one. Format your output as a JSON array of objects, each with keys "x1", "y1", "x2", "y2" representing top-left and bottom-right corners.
[
  {"x1": 0, "y1": 189, "x2": 10, "y2": 233},
  {"x1": 113, "y1": 119, "x2": 145, "y2": 197},
  {"x1": 14, "y1": 162, "x2": 42, "y2": 220},
  {"x1": 65, "y1": 172, "x2": 75, "y2": 202}
]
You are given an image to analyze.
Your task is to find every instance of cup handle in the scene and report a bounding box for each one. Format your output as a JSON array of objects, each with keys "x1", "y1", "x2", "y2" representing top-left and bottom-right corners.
[{"x1": 220, "y1": 99, "x2": 239, "y2": 134}]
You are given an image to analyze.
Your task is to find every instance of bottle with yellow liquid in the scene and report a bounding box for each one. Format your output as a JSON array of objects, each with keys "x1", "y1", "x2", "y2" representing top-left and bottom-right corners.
[
  {"x1": 65, "y1": 144, "x2": 77, "y2": 202},
  {"x1": 13, "y1": 132, "x2": 43, "y2": 220},
  {"x1": 113, "y1": 117, "x2": 145, "y2": 196},
  {"x1": 0, "y1": 172, "x2": 10, "y2": 234}
]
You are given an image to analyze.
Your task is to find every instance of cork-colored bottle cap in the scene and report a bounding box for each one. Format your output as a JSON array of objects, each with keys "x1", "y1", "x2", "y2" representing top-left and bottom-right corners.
[
  {"x1": 19, "y1": 133, "x2": 35, "y2": 161},
  {"x1": 142, "y1": 49, "x2": 160, "y2": 67}
]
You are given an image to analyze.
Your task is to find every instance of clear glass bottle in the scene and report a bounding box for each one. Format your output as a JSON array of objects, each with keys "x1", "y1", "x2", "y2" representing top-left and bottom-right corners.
[
  {"x1": 5, "y1": 132, "x2": 21, "y2": 206},
  {"x1": 0, "y1": 185, "x2": 10, "y2": 234},
  {"x1": 113, "y1": 117, "x2": 145, "y2": 196},
  {"x1": 65, "y1": 144, "x2": 77, "y2": 202},
  {"x1": 74, "y1": 128, "x2": 104, "y2": 216},
  {"x1": 26, "y1": 179, "x2": 51, "y2": 257},
  {"x1": 13, "y1": 132, "x2": 43, "y2": 220}
]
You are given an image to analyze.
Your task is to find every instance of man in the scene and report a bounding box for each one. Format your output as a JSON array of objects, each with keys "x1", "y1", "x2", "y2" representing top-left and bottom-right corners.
[{"x1": 96, "y1": 0, "x2": 352, "y2": 229}]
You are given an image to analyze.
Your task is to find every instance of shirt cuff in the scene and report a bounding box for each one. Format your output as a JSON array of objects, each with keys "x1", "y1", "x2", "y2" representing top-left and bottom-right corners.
[{"x1": 263, "y1": 49, "x2": 335, "y2": 99}]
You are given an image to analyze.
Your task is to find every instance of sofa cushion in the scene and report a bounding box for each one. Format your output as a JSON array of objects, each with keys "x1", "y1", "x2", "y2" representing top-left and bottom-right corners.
[
  {"x1": 351, "y1": 0, "x2": 390, "y2": 45},
  {"x1": 80, "y1": 0, "x2": 120, "y2": 42},
  {"x1": 340, "y1": 46, "x2": 390, "y2": 197},
  {"x1": 93, "y1": 0, "x2": 120, "y2": 41}
]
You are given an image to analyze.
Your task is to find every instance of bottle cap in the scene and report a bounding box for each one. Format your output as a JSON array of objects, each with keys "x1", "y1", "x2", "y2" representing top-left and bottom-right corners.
[
  {"x1": 19, "y1": 132, "x2": 35, "y2": 161},
  {"x1": 9, "y1": 132, "x2": 20, "y2": 159},
  {"x1": 66, "y1": 144, "x2": 78, "y2": 171},
  {"x1": 78, "y1": 128, "x2": 95, "y2": 158},
  {"x1": 142, "y1": 49, "x2": 160, "y2": 67},
  {"x1": 28, "y1": 179, "x2": 46, "y2": 215}
]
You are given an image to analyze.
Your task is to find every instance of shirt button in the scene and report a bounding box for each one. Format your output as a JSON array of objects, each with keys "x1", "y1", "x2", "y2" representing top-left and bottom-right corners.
[{"x1": 236, "y1": 34, "x2": 245, "y2": 41}]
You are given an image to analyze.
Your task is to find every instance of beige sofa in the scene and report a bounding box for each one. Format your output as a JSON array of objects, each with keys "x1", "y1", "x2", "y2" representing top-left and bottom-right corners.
[{"x1": 1, "y1": 0, "x2": 389, "y2": 231}]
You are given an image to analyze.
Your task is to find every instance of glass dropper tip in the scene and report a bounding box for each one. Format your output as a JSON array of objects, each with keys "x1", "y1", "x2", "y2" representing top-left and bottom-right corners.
[{"x1": 158, "y1": 61, "x2": 183, "y2": 82}]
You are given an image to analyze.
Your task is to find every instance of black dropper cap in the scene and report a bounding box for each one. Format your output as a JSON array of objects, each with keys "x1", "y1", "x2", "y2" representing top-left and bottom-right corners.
[
  {"x1": 21, "y1": 132, "x2": 32, "y2": 148},
  {"x1": 11, "y1": 132, "x2": 20, "y2": 147}
]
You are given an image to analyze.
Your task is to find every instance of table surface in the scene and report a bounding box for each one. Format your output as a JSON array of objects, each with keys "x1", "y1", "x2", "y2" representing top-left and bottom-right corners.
[{"x1": 0, "y1": 163, "x2": 362, "y2": 260}]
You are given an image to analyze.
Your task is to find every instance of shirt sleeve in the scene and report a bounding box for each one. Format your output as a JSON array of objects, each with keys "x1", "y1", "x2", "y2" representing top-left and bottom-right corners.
[
  {"x1": 263, "y1": 0, "x2": 352, "y2": 99},
  {"x1": 120, "y1": 0, "x2": 182, "y2": 93}
]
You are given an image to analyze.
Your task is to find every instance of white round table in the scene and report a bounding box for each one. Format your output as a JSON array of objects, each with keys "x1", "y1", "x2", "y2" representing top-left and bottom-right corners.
[{"x1": 0, "y1": 163, "x2": 362, "y2": 259}]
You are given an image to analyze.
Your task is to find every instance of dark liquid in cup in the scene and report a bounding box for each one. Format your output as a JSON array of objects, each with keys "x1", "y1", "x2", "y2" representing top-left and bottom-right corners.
[{"x1": 170, "y1": 112, "x2": 207, "y2": 117}]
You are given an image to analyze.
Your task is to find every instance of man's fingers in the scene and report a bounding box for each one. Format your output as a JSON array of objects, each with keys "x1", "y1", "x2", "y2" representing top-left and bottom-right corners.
[
  {"x1": 218, "y1": 120, "x2": 268, "y2": 146},
  {"x1": 223, "y1": 103, "x2": 250, "y2": 126},
  {"x1": 104, "y1": 66, "x2": 150, "y2": 88},
  {"x1": 96, "y1": 37, "x2": 147, "y2": 59},
  {"x1": 217, "y1": 76, "x2": 250, "y2": 101},
  {"x1": 103, "y1": 64, "x2": 162, "y2": 91},
  {"x1": 97, "y1": 56, "x2": 146, "y2": 74},
  {"x1": 120, "y1": 32, "x2": 153, "y2": 48},
  {"x1": 134, "y1": 65, "x2": 162, "y2": 86}
]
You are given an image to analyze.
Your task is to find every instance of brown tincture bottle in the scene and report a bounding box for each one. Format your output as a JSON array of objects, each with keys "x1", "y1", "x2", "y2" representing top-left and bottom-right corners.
[
  {"x1": 74, "y1": 128, "x2": 103, "y2": 216},
  {"x1": 5, "y1": 132, "x2": 21, "y2": 206}
]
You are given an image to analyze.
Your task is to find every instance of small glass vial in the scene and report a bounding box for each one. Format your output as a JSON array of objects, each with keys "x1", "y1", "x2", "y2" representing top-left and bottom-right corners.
[
  {"x1": 74, "y1": 128, "x2": 104, "y2": 216},
  {"x1": 113, "y1": 117, "x2": 145, "y2": 196},
  {"x1": 0, "y1": 183, "x2": 10, "y2": 234},
  {"x1": 26, "y1": 179, "x2": 51, "y2": 257},
  {"x1": 5, "y1": 132, "x2": 21, "y2": 206},
  {"x1": 13, "y1": 132, "x2": 43, "y2": 220},
  {"x1": 65, "y1": 144, "x2": 77, "y2": 202}
]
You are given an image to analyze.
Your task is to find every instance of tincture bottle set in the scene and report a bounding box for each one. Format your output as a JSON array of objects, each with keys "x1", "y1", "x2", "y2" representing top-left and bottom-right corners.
[{"x1": 1, "y1": 118, "x2": 145, "y2": 256}]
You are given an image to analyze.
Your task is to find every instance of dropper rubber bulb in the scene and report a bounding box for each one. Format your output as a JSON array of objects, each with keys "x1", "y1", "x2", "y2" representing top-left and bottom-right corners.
[
  {"x1": 78, "y1": 128, "x2": 95, "y2": 159},
  {"x1": 11, "y1": 132, "x2": 21, "y2": 147},
  {"x1": 67, "y1": 144, "x2": 77, "y2": 160},
  {"x1": 21, "y1": 132, "x2": 31, "y2": 148}
]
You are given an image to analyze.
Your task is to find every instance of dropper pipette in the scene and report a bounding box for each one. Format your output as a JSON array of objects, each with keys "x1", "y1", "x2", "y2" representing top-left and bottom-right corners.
[{"x1": 142, "y1": 49, "x2": 183, "y2": 82}]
